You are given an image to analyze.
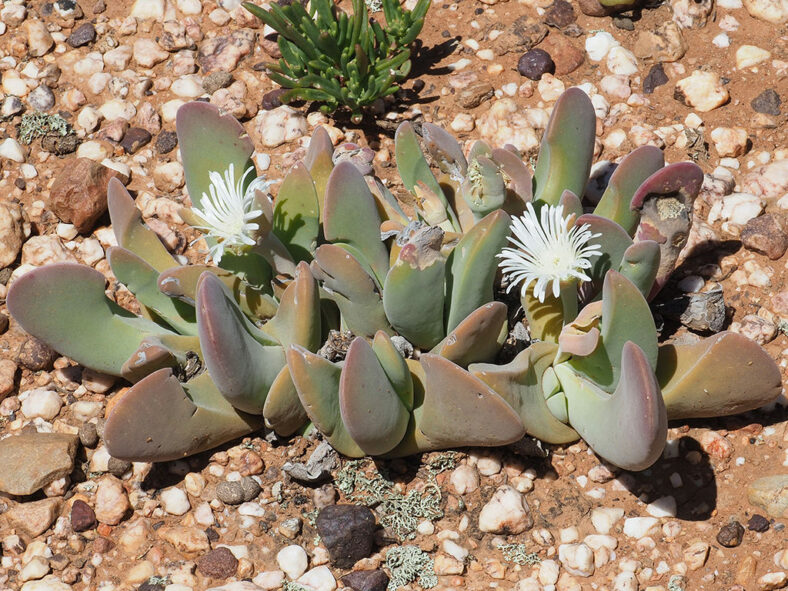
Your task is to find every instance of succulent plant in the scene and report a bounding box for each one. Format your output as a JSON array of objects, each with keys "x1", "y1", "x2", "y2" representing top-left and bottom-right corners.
[
  {"x1": 8, "y1": 91, "x2": 782, "y2": 471},
  {"x1": 244, "y1": 0, "x2": 429, "y2": 122}
]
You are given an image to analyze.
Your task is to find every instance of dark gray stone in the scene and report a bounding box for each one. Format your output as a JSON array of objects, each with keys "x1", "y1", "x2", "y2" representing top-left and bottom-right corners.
[
  {"x1": 316, "y1": 504, "x2": 377, "y2": 569},
  {"x1": 203, "y1": 71, "x2": 233, "y2": 95},
  {"x1": 67, "y1": 23, "x2": 96, "y2": 47},
  {"x1": 716, "y1": 521, "x2": 744, "y2": 547},
  {"x1": 120, "y1": 127, "x2": 152, "y2": 155},
  {"x1": 643, "y1": 63, "x2": 668, "y2": 94},
  {"x1": 341, "y1": 570, "x2": 389, "y2": 591},
  {"x1": 517, "y1": 49, "x2": 555, "y2": 80},
  {"x1": 751, "y1": 89, "x2": 781, "y2": 116},
  {"x1": 155, "y1": 131, "x2": 178, "y2": 154}
]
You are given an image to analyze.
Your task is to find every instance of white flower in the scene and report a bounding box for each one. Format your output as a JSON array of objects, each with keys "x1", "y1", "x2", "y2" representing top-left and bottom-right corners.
[
  {"x1": 190, "y1": 163, "x2": 274, "y2": 264},
  {"x1": 498, "y1": 202, "x2": 602, "y2": 303}
]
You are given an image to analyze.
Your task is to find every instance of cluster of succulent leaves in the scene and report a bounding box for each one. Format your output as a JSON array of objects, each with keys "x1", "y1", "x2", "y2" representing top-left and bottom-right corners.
[
  {"x1": 242, "y1": 0, "x2": 429, "y2": 122},
  {"x1": 9, "y1": 90, "x2": 782, "y2": 472}
]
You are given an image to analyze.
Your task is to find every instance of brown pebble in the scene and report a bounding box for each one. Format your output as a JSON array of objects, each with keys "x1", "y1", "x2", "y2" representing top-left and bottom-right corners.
[
  {"x1": 740, "y1": 213, "x2": 788, "y2": 260},
  {"x1": 717, "y1": 521, "x2": 745, "y2": 547},
  {"x1": 197, "y1": 547, "x2": 238, "y2": 579},
  {"x1": 71, "y1": 500, "x2": 98, "y2": 532}
]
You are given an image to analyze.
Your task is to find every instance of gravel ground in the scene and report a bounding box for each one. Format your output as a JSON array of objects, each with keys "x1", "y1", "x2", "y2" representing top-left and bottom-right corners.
[{"x1": 0, "y1": 0, "x2": 787, "y2": 590}]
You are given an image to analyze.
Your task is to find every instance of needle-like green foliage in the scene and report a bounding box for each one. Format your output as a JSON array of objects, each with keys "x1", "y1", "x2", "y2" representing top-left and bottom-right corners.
[{"x1": 243, "y1": 0, "x2": 429, "y2": 122}]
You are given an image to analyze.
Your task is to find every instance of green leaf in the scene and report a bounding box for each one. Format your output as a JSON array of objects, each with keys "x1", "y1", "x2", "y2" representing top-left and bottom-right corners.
[{"x1": 273, "y1": 162, "x2": 320, "y2": 262}]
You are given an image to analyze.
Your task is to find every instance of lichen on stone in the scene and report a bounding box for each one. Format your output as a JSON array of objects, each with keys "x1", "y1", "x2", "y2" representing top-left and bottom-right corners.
[
  {"x1": 18, "y1": 112, "x2": 71, "y2": 145},
  {"x1": 385, "y1": 545, "x2": 437, "y2": 590},
  {"x1": 498, "y1": 543, "x2": 541, "y2": 566},
  {"x1": 335, "y1": 453, "x2": 456, "y2": 540}
]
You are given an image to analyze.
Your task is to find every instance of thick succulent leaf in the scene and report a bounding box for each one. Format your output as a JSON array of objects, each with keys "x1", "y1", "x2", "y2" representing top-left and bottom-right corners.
[
  {"x1": 631, "y1": 162, "x2": 704, "y2": 299},
  {"x1": 445, "y1": 209, "x2": 511, "y2": 332},
  {"x1": 433, "y1": 302, "x2": 508, "y2": 367},
  {"x1": 197, "y1": 273, "x2": 286, "y2": 414},
  {"x1": 617, "y1": 240, "x2": 660, "y2": 299},
  {"x1": 569, "y1": 270, "x2": 658, "y2": 392},
  {"x1": 323, "y1": 161, "x2": 389, "y2": 284},
  {"x1": 395, "y1": 121, "x2": 460, "y2": 231},
  {"x1": 383, "y1": 226, "x2": 446, "y2": 349},
  {"x1": 272, "y1": 162, "x2": 320, "y2": 263},
  {"x1": 262, "y1": 261, "x2": 321, "y2": 351},
  {"x1": 286, "y1": 345, "x2": 364, "y2": 457},
  {"x1": 311, "y1": 244, "x2": 391, "y2": 337},
  {"x1": 461, "y1": 156, "x2": 506, "y2": 218},
  {"x1": 421, "y1": 121, "x2": 468, "y2": 177},
  {"x1": 176, "y1": 101, "x2": 255, "y2": 211},
  {"x1": 492, "y1": 147, "x2": 532, "y2": 205},
  {"x1": 559, "y1": 189, "x2": 584, "y2": 221},
  {"x1": 104, "y1": 368, "x2": 263, "y2": 462},
  {"x1": 372, "y1": 331, "x2": 414, "y2": 411},
  {"x1": 471, "y1": 342, "x2": 579, "y2": 444},
  {"x1": 158, "y1": 264, "x2": 278, "y2": 320},
  {"x1": 339, "y1": 338, "x2": 410, "y2": 455},
  {"x1": 303, "y1": 126, "x2": 334, "y2": 213},
  {"x1": 576, "y1": 213, "x2": 633, "y2": 298},
  {"x1": 657, "y1": 332, "x2": 782, "y2": 419},
  {"x1": 7, "y1": 264, "x2": 170, "y2": 376},
  {"x1": 532, "y1": 88, "x2": 596, "y2": 206},
  {"x1": 367, "y1": 177, "x2": 409, "y2": 225},
  {"x1": 107, "y1": 178, "x2": 176, "y2": 272},
  {"x1": 558, "y1": 342, "x2": 667, "y2": 470},
  {"x1": 593, "y1": 146, "x2": 665, "y2": 235},
  {"x1": 107, "y1": 247, "x2": 197, "y2": 335},
  {"x1": 263, "y1": 364, "x2": 308, "y2": 436},
  {"x1": 120, "y1": 334, "x2": 201, "y2": 383},
  {"x1": 415, "y1": 354, "x2": 525, "y2": 448}
]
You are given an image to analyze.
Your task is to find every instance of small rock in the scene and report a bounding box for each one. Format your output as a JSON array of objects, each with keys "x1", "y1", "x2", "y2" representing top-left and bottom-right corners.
[
  {"x1": 120, "y1": 127, "x2": 152, "y2": 154},
  {"x1": 155, "y1": 130, "x2": 178, "y2": 154},
  {"x1": 741, "y1": 214, "x2": 788, "y2": 260},
  {"x1": 478, "y1": 485, "x2": 533, "y2": 534},
  {"x1": 684, "y1": 540, "x2": 711, "y2": 570},
  {"x1": 672, "y1": 0, "x2": 714, "y2": 27},
  {"x1": 674, "y1": 71, "x2": 729, "y2": 112},
  {"x1": 240, "y1": 476, "x2": 261, "y2": 501},
  {"x1": 316, "y1": 504, "x2": 377, "y2": 569},
  {"x1": 19, "y1": 555, "x2": 50, "y2": 582},
  {"x1": 751, "y1": 89, "x2": 782, "y2": 116},
  {"x1": 747, "y1": 514, "x2": 770, "y2": 532},
  {"x1": 0, "y1": 202, "x2": 24, "y2": 267},
  {"x1": 710, "y1": 127, "x2": 749, "y2": 157},
  {"x1": 0, "y1": 432, "x2": 79, "y2": 495},
  {"x1": 741, "y1": 160, "x2": 788, "y2": 200},
  {"x1": 23, "y1": 20, "x2": 55, "y2": 57},
  {"x1": 736, "y1": 45, "x2": 771, "y2": 69},
  {"x1": 198, "y1": 29, "x2": 255, "y2": 73},
  {"x1": 204, "y1": 71, "x2": 234, "y2": 94},
  {"x1": 758, "y1": 572, "x2": 788, "y2": 590},
  {"x1": 612, "y1": 16, "x2": 635, "y2": 29},
  {"x1": 216, "y1": 480, "x2": 245, "y2": 505},
  {"x1": 558, "y1": 543, "x2": 595, "y2": 577},
  {"x1": 6, "y1": 498, "x2": 63, "y2": 538},
  {"x1": 159, "y1": 525, "x2": 210, "y2": 553},
  {"x1": 262, "y1": 88, "x2": 287, "y2": 110},
  {"x1": 341, "y1": 570, "x2": 389, "y2": 591},
  {"x1": 297, "y1": 566, "x2": 337, "y2": 591},
  {"x1": 749, "y1": 475, "x2": 788, "y2": 518},
  {"x1": 717, "y1": 521, "x2": 745, "y2": 547},
  {"x1": 161, "y1": 487, "x2": 191, "y2": 516},
  {"x1": 48, "y1": 158, "x2": 128, "y2": 233},
  {"x1": 700, "y1": 430, "x2": 734, "y2": 460},
  {"x1": 28, "y1": 85, "x2": 56, "y2": 111},
  {"x1": 67, "y1": 22, "x2": 96, "y2": 47},
  {"x1": 544, "y1": 0, "x2": 576, "y2": 28},
  {"x1": 456, "y1": 81, "x2": 495, "y2": 108},
  {"x1": 450, "y1": 465, "x2": 480, "y2": 495},
  {"x1": 134, "y1": 38, "x2": 170, "y2": 68},
  {"x1": 623, "y1": 517, "x2": 658, "y2": 539},
  {"x1": 21, "y1": 388, "x2": 62, "y2": 420},
  {"x1": 70, "y1": 499, "x2": 98, "y2": 532},
  {"x1": 198, "y1": 547, "x2": 239, "y2": 579},
  {"x1": 17, "y1": 338, "x2": 58, "y2": 371},
  {"x1": 518, "y1": 49, "x2": 555, "y2": 80},
  {"x1": 743, "y1": 0, "x2": 788, "y2": 23},
  {"x1": 606, "y1": 46, "x2": 638, "y2": 76},
  {"x1": 79, "y1": 422, "x2": 99, "y2": 447},
  {"x1": 0, "y1": 138, "x2": 25, "y2": 163},
  {"x1": 585, "y1": 31, "x2": 620, "y2": 62},
  {"x1": 634, "y1": 21, "x2": 687, "y2": 62},
  {"x1": 537, "y1": 34, "x2": 584, "y2": 75},
  {"x1": 277, "y1": 545, "x2": 308, "y2": 580},
  {"x1": 254, "y1": 106, "x2": 307, "y2": 148},
  {"x1": 95, "y1": 475, "x2": 130, "y2": 525}
]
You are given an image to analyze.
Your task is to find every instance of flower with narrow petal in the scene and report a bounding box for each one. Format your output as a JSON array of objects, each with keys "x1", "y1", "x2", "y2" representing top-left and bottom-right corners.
[
  {"x1": 190, "y1": 163, "x2": 274, "y2": 264},
  {"x1": 498, "y1": 202, "x2": 602, "y2": 302}
]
